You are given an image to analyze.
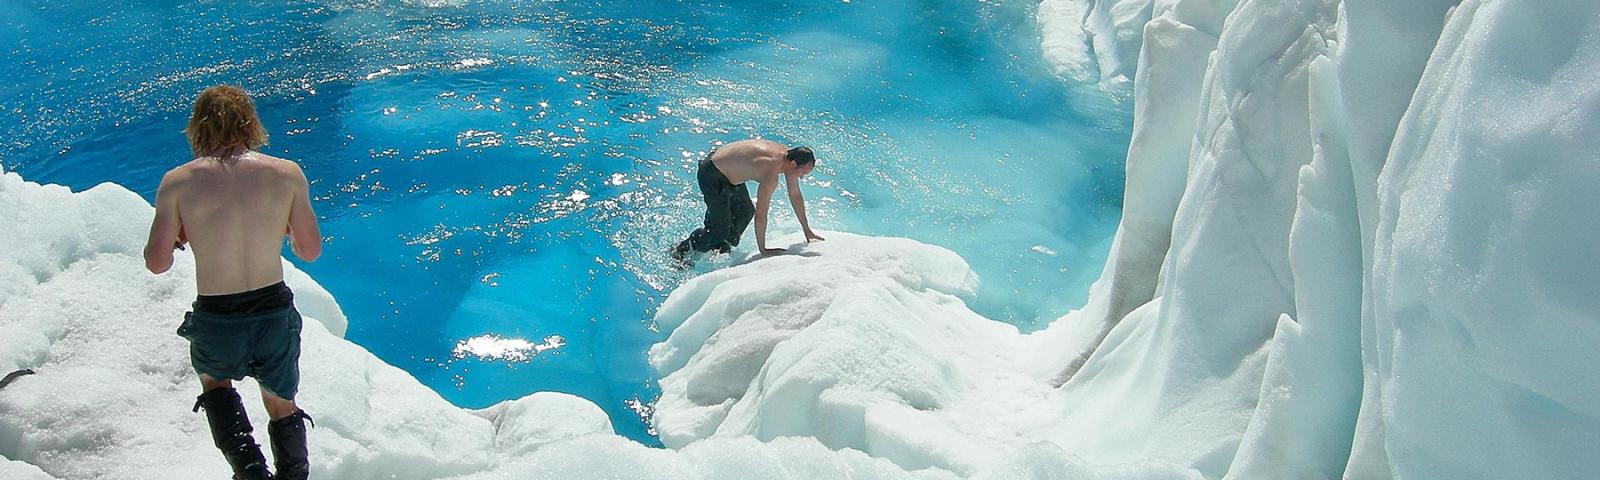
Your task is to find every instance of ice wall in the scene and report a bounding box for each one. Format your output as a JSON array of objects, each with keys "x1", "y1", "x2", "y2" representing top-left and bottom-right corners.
[
  {"x1": 1037, "y1": 0, "x2": 1600, "y2": 478},
  {"x1": 1364, "y1": 1, "x2": 1600, "y2": 477}
]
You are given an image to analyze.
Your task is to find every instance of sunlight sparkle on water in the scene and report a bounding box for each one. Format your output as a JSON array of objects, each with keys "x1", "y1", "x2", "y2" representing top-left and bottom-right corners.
[{"x1": 451, "y1": 334, "x2": 567, "y2": 363}]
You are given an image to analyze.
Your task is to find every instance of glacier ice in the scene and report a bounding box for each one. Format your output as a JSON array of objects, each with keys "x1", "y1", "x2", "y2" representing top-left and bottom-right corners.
[{"x1": 1364, "y1": 1, "x2": 1600, "y2": 477}]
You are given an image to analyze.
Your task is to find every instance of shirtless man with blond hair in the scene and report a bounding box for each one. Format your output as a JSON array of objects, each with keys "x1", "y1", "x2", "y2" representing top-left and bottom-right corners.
[
  {"x1": 145, "y1": 85, "x2": 320, "y2": 480},
  {"x1": 672, "y1": 139, "x2": 824, "y2": 266}
]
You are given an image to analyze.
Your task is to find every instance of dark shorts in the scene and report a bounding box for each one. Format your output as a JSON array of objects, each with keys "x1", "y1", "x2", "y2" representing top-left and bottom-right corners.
[
  {"x1": 176, "y1": 282, "x2": 303, "y2": 401},
  {"x1": 680, "y1": 152, "x2": 755, "y2": 254}
]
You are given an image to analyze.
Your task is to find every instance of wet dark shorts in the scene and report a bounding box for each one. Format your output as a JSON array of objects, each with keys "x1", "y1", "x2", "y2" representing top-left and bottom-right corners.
[{"x1": 176, "y1": 282, "x2": 303, "y2": 401}]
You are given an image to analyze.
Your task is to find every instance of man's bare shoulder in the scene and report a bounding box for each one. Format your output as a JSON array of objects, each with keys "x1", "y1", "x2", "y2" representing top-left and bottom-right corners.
[
  {"x1": 249, "y1": 152, "x2": 308, "y2": 180},
  {"x1": 248, "y1": 152, "x2": 295, "y2": 168},
  {"x1": 159, "y1": 160, "x2": 202, "y2": 190}
]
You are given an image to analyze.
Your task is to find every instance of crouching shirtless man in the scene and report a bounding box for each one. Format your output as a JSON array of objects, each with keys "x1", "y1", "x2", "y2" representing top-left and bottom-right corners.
[
  {"x1": 145, "y1": 85, "x2": 321, "y2": 480},
  {"x1": 671, "y1": 139, "x2": 824, "y2": 267}
]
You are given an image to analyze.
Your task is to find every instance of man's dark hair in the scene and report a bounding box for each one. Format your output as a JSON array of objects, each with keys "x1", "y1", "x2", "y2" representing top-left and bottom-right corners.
[{"x1": 786, "y1": 146, "x2": 815, "y2": 167}]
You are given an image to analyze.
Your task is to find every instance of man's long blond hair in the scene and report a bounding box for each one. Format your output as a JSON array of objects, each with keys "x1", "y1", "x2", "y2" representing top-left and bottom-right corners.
[{"x1": 185, "y1": 85, "x2": 268, "y2": 157}]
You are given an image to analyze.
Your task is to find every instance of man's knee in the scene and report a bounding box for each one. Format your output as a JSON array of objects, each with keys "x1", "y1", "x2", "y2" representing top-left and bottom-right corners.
[
  {"x1": 260, "y1": 388, "x2": 299, "y2": 421},
  {"x1": 200, "y1": 374, "x2": 232, "y2": 392}
]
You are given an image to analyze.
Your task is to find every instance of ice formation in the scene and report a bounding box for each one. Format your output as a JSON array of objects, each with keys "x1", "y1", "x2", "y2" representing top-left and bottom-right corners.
[
  {"x1": 4, "y1": 0, "x2": 1599, "y2": 478},
  {"x1": 1068, "y1": 0, "x2": 1599, "y2": 477}
]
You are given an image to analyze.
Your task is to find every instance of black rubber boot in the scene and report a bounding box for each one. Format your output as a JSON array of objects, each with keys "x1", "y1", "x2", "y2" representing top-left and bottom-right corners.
[
  {"x1": 268, "y1": 410, "x2": 314, "y2": 480},
  {"x1": 194, "y1": 388, "x2": 274, "y2": 480}
]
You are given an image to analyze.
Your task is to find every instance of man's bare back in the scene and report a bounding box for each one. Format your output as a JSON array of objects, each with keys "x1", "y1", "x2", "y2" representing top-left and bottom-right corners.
[
  {"x1": 144, "y1": 149, "x2": 321, "y2": 295},
  {"x1": 710, "y1": 139, "x2": 790, "y2": 184},
  {"x1": 149, "y1": 85, "x2": 321, "y2": 480}
]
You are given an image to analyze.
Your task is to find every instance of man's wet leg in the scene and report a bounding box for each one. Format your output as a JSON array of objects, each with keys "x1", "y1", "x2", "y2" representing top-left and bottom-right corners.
[{"x1": 677, "y1": 181, "x2": 736, "y2": 265}]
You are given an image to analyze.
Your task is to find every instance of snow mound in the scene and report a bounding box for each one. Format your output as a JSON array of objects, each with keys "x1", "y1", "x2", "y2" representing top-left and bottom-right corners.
[
  {"x1": 648, "y1": 233, "x2": 1200, "y2": 477},
  {"x1": 649, "y1": 235, "x2": 1001, "y2": 463}
]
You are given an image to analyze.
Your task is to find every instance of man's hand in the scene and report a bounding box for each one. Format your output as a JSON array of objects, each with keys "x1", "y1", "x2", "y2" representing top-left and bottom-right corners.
[
  {"x1": 761, "y1": 248, "x2": 787, "y2": 257},
  {"x1": 804, "y1": 230, "x2": 825, "y2": 242},
  {"x1": 174, "y1": 227, "x2": 188, "y2": 251}
]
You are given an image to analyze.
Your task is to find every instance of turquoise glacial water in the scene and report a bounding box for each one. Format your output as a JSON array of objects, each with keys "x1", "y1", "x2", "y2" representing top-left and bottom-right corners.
[{"x1": 1, "y1": 0, "x2": 1129, "y2": 444}]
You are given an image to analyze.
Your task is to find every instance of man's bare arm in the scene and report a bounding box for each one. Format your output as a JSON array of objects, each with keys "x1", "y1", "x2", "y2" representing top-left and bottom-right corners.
[
  {"x1": 785, "y1": 174, "x2": 823, "y2": 242},
  {"x1": 143, "y1": 172, "x2": 184, "y2": 274},
  {"x1": 285, "y1": 163, "x2": 322, "y2": 262}
]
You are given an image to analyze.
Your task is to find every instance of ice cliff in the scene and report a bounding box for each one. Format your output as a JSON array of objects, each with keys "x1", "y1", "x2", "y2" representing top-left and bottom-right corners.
[{"x1": 1084, "y1": 0, "x2": 1600, "y2": 477}]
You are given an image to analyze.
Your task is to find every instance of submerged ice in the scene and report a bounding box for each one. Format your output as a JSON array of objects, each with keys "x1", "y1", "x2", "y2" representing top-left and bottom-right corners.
[{"x1": 4, "y1": 0, "x2": 1600, "y2": 479}]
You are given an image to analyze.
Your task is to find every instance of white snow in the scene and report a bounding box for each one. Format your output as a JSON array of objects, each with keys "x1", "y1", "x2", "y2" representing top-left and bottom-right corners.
[
  {"x1": 648, "y1": 233, "x2": 1207, "y2": 477},
  {"x1": 1036, "y1": 0, "x2": 1156, "y2": 94},
  {"x1": 1037, "y1": 0, "x2": 1097, "y2": 83},
  {"x1": 1363, "y1": 1, "x2": 1600, "y2": 477},
  {"x1": 1082, "y1": 0, "x2": 1152, "y2": 93},
  {"x1": 651, "y1": 234, "x2": 1013, "y2": 469},
  {"x1": 0, "y1": 174, "x2": 951, "y2": 479},
  {"x1": 1, "y1": 453, "x2": 55, "y2": 480}
]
